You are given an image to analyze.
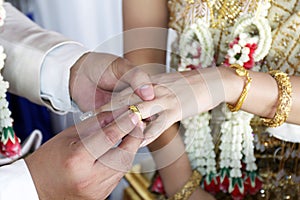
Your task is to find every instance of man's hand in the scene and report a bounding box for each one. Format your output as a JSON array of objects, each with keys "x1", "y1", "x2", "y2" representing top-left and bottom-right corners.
[
  {"x1": 25, "y1": 110, "x2": 144, "y2": 200},
  {"x1": 69, "y1": 52, "x2": 154, "y2": 112}
]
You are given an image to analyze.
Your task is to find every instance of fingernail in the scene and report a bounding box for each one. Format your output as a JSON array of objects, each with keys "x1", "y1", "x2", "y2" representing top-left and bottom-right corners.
[
  {"x1": 138, "y1": 121, "x2": 146, "y2": 131},
  {"x1": 129, "y1": 113, "x2": 139, "y2": 125},
  {"x1": 140, "y1": 84, "x2": 154, "y2": 100},
  {"x1": 140, "y1": 140, "x2": 148, "y2": 147},
  {"x1": 131, "y1": 121, "x2": 144, "y2": 139}
]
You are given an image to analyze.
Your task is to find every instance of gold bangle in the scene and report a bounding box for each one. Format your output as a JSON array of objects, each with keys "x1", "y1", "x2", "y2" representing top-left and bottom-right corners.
[
  {"x1": 227, "y1": 64, "x2": 252, "y2": 112},
  {"x1": 261, "y1": 70, "x2": 292, "y2": 127},
  {"x1": 168, "y1": 170, "x2": 202, "y2": 200}
]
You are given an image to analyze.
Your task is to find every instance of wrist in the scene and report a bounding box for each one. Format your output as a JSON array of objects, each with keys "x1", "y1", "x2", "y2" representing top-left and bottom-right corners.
[
  {"x1": 69, "y1": 52, "x2": 90, "y2": 105},
  {"x1": 190, "y1": 188, "x2": 216, "y2": 200},
  {"x1": 188, "y1": 67, "x2": 227, "y2": 112},
  {"x1": 218, "y1": 66, "x2": 244, "y2": 105}
]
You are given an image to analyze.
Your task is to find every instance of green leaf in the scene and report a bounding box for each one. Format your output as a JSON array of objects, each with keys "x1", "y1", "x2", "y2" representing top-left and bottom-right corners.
[
  {"x1": 2, "y1": 127, "x2": 16, "y2": 144},
  {"x1": 220, "y1": 167, "x2": 230, "y2": 182},
  {"x1": 229, "y1": 177, "x2": 245, "y2": 194},
  {"x1": 247, "y1": 171, "x2": 257, "y2": 188}
]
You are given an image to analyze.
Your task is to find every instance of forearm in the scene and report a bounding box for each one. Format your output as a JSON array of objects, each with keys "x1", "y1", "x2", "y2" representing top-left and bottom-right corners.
[
  {"x1": 147, "y1": 123, "x2": 193, "y2": 197},
  {"x1": 123, "y1": 1, "x2": 198, "y2": 197},
  {"x1": 123, "y1": 0, "x2": 169, "y2": 74},
  {"x1": 220, "y1": 66, "x2": 300, "y2": 124}
]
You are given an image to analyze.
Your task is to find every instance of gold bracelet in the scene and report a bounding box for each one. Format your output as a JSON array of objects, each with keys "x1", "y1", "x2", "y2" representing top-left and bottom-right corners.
[
  {"x1": 227, "y1": 64, "x2": 252, "y2": 112},
  {"x1": 168, "y1": 170, "x2": 202, "y2": 200},
  {"x1": 261, "y1": 70, "x2": 292, "y2": 127}
]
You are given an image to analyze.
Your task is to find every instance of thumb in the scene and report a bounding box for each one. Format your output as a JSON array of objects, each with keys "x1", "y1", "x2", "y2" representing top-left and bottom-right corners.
[{"x1": 122, "y1": 67, "x2": 155, "y2": 101}]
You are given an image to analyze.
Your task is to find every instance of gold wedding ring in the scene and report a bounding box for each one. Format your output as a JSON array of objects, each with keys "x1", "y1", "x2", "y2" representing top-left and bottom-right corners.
[{"x1": 129, "y1": 105, "x2": 142, "y2": 121}]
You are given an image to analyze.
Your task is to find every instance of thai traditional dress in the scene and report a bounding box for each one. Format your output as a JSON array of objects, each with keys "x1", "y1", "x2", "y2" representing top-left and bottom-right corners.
[{"x1": 166, "y1": 0, "x2": 300, "y2": 199}]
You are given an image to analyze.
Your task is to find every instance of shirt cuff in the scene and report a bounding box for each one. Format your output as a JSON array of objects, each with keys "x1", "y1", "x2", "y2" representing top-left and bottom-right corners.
[
  {"x1": 41, "y1": 42, "x2": 89, "y2": 113},
  {"x1": 0, "y1": 159, "x2": 39, "y2": 200}
]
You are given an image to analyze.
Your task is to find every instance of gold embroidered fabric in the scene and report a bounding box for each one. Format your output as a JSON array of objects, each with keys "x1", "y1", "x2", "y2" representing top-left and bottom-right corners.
[
  {"x1": 168, "y1": 0, "x2": 300, "y2": 74},
  {"x1": 166, "y1": 1, "x2": 300, "y2": 199}
]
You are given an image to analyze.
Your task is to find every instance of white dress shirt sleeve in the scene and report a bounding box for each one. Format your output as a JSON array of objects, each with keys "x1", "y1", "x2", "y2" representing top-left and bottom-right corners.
[
  {"x1": 0, "y1": 159, "x2": 39, "y2": 200},
  {"x1": 0, "y1": 2, "x2": 88, "y2": 113},
  {"x1": 40, "y1": 43, "x2": 88, "y2": 113}
]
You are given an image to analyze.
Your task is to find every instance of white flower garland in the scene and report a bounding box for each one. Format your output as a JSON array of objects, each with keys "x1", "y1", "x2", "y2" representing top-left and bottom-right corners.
[
  {"x1": 182, "y1": 112, "x2": 216, "y2": 176},
  {"x1": 232, "y1": 14, "x2": 272, "y2": 62},
  {"x1": 220, "y1": 106, "x2": 256, "y2": 176},
  {"x1": 177, "y1": 0, "x2": 272, "y2": 196},
  {"x1": 0, "y1": 1, "x2": 21, "y2": 157},
  {"x1": 0, "y1": 46, "x2": 14, "y2": 143},
  {"x1": 179, "y1": 19, "x2": 214, "y2": 70}
]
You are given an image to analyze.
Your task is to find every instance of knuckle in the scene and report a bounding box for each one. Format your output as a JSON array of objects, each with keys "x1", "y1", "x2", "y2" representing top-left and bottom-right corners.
[
  {"x1": 131, "y1": 69, "x2": 149, "y2": 87},
  {"x1": 103, "y1": 128, "x2": 122, "y2": 146},
  {"x1": 72, "y1": 174, "x2": 100, "y2": 200},
  {"x1": 154, "y1": 85, "x2": 170, "y2": 96},
  {"x1": 64, "y1": 140, "x2": 86, "y2": 171},
  {"x1": 167, "y1": 93, "x2": 178, "y2": 105},
  {"x1": 73, "y1": 179, "x2": 91, "y2": 193},
  {"x1": 63, "y1": 154, "x2": 81, "y2": 171},
  {"x1": 119, "y1": 151, "x2": 134, "y2": 171}
]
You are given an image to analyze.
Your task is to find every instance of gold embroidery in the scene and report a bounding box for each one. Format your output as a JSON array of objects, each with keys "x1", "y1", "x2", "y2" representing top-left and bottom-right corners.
[
  {"x1": 287, "y1": 20, "x2": 300, "y2": 32},
  {"x1": 279, "y1": 37, "x2": 290, "y2": 47},
  {"x1": 273, "y1": 13, "x2": 285, "y2": 23},
  {"x1": 212, "y1": 0, "x2": 243, "y2": 28},
  {"x1": 267, "y1": 0, "x2": 299, "y2": 70},
  {"x1": 279, "y1": 34, "x2": 300, "y2": 70},
  {"x1": 282, "y1": 32, "x2": 295, "y2": 40},
  {"x1": 296, "y1": 51, "x2": 300, "y2": 61},
  {"x1": 272, "y1": 1, "x2": 293, "y2": 14},
  {"x1": 280, "y1": 35, "x2": 300, "y2": 69},
  {"x1": 273, "y1": 47, "x2": 286, "y2": 58},
  {"x1": 287, "y1": 60, "x2": 298, "y2": 75},
  {"x1": 215, "y1": 30, "x2": 223, "y2": 63}
]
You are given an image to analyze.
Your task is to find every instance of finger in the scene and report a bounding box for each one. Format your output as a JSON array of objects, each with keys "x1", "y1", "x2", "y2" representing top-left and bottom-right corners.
[
  {"x1": 122, "y1": 68, "x2": 155, "y2": 101},
  {"x1": 140, "y1": 112, "x2": 173, "y2": 146},
  {"x1": 75, "y1": 108, "x2": 127, "y2": 139},
  {"x1": 97, "y1": 172, "x2": 124, "y2": 198},
  {"x1": 99, "y1": 92, "x2": 142, "y2": 112},
  {"x1": 96, "y1": 108, "x2": 128, "y2": 127},
  {"x1": 95, "y1": 123, "x2": 144, "y2": 172},
  {"x1": 80, "y1": 111, "x2": 141, "y2": 159},
  {"x1": 150, "y1": 70, "x2": 198, "y2": 84},
  {"x1": 92, "y1": 171, "x2": 124, "y2": 200},
  {"x1": 135, "y1": 94, "x2": 172, "y2": 120},
  {"x1": 102, "y1": 85, "x2": 174, "y2": 120}
]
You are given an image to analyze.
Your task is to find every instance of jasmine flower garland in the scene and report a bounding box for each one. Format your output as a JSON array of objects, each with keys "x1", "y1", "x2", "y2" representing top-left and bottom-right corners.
[
  {"x1": 182, "y1": 112, "x2": 216, "y2": 176},
  {"x1": 175, "y1": 0, "x2": 271, "y2": 198},
  {"x1": 0, "y1": 2, "x2": 21, "y2": 158}
]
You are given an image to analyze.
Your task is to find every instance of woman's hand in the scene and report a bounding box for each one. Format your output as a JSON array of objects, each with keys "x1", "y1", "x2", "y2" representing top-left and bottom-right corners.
[{"x1": 101, "y1": 67, "x2": 226, "y2": 145}]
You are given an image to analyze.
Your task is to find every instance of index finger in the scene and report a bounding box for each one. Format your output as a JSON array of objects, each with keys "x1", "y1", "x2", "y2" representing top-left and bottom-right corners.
[
  {"x1": 80, "y1": 111, "x2": 141, "y2": 159},
  {"x1": 95, "y1": 122, "x2": 144, "y2": 172}
]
